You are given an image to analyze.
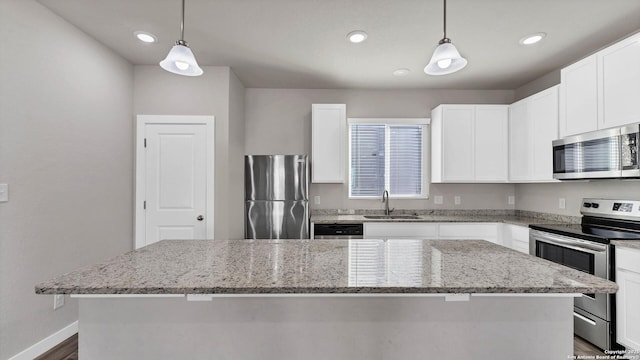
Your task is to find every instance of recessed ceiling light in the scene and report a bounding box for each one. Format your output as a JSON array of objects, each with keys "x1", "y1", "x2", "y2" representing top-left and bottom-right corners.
[
  {"x1": 135, "y1": 31, "x2": 157, "y2": 44},
  {"x1": 393, "y1": 69, "x2": 410, "y2": 76},
  {"x1": 519, "y1": 33, "x2": 546, "y2": 45},
  {"x1": 347, "y1": 30, "x2": 368, "y2": 44}
]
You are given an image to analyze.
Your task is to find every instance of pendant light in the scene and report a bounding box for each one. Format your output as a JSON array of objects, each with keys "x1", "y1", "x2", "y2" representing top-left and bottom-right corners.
[
  {"x1": 424, "y1": 0, "x2": 467, "y2": 76},
  {"x1": 160, "y1": 0, "x2": 203, "y2": 76}
]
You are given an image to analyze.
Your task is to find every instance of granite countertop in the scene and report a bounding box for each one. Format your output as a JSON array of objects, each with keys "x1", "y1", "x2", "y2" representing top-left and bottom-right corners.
[
  {"x1": 311, "y1": 214, "x2": 565, "y2": 226},
  {"x1": 612, "y1": 240, "x2": 640, "y2": 250},
  {"x1": 36, "y1": 239, "x2": 617, "y2": 295}
]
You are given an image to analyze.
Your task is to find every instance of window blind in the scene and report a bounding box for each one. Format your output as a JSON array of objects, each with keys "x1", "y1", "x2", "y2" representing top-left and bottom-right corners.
[
  {"x1": 350, "y1": 123, "x2": 424, "y2": 197},
  {"x1": 389, "y1": 126, "x2": 423, "y2": 196},
  {"x1": 350, "y1": 124, "x2": 386, "y2": 197}
]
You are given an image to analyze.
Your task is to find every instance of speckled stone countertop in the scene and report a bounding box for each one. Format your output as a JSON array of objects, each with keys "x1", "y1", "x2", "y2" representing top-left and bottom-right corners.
[
  {"x1": 311, "y1": 215, "x2": 565, "y2": 226},
  {"x1": 612, "y1": 240, "x2": 640, "y2": 250},
  {"x1": 36, "y1": 239, "x2": 616, "y2": 295}
]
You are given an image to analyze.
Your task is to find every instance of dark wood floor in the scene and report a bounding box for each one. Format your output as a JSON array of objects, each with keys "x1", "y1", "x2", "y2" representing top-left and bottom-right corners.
[
  {"x1": 36, "y1": 333, "x2": 605, "y2": 359},
  {"x1": 574, "y1": 335, "x2": 606, "y2": 357},
  {"x1": 35, "y1": 333, "x2": 77, "y2": 360}
]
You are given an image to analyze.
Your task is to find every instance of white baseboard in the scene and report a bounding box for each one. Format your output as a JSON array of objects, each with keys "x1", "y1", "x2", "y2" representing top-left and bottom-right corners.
[{"x1": 8, "y1": 321, "x2": 78, "y2": 360}]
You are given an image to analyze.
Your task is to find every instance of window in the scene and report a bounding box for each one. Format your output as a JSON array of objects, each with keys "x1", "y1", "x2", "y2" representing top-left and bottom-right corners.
[{"x1": 348, "y1": 118, "x2": 429, "y2": 198}]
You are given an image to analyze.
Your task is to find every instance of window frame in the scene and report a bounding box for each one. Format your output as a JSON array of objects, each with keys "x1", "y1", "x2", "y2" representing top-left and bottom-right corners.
[{"x1": 347, "y1": 117, "x2": 430, "y2": 200}]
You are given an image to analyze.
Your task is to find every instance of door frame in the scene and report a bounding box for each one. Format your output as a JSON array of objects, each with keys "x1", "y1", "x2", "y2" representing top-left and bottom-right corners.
[{"x1": 135, "y1": 115, "x2": 215, "y2": 249}]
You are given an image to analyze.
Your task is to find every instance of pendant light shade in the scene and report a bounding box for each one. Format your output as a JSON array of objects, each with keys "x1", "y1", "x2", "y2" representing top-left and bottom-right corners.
[
  {"x1": 160, "y1": 0, "x2": 203, "y2": 76},
  {"x1": 160, "y1": 40, "x2": 203, "y2": 76},
  {"x1": 424, "y1": 39, "x2": 467, "y2": 75},
  {"x1": 424, "y1": 0, "x2": 467, "y2": 76}
]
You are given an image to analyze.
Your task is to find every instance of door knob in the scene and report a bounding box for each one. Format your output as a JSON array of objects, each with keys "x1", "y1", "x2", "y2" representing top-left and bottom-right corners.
[{"x1": 197, "y1": 215, "x2": 204, "y2": 221}]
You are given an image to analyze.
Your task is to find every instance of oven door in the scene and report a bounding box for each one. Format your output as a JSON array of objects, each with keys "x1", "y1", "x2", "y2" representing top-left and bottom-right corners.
[
  {"x1": 529, "y1": 230, "x2": 609, "y2": 320},
  {"x1": 552, "y1": 127, "x2": 622, "y2": 179}
]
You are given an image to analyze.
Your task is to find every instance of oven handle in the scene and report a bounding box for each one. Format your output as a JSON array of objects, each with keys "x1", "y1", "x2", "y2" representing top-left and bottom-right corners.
[
  {"x1": 530, "y1": 231, "x2": 607, "y2": 254},
  {"x1": 573, "y1": 312, "x2": 597, "y2": 326}
]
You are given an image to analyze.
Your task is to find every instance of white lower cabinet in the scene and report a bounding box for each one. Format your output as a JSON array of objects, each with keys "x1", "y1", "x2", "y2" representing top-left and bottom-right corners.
[
  {"x1": 502, "y1": 224, "x2": 530, "y2": 254},
  {"x1": 437, "y1": 223, "x2": 501, "y2": 244},
  {"x1": 363, "y1": 222, "x2": 532, "y2": 253},
  {"x1": 616, "y1": 246, "x2": 640, "y2": 350},
  {"x1": 363, "y1": 222, "x2": 500, "y2": 244},
  {"x1": 363, "y1": 222, "x2": 438, "y2": 239}
]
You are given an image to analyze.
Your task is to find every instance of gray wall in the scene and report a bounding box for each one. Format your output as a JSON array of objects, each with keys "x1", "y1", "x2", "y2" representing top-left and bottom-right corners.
[
  {"x1": 513, "y1": 69, "x2": 561, "y2": 102},
  {"x1": 245, "y1": 88, "x2": 517, "y2": 210},
  {"x1": 133, "y1": 65, "x2": 245, "y2": 239},
  {"x1": 228, "y1": 71, "x2": 246, "y2": 238},
  {"x1": 0, "y1": 0, "x2": 134, "y2": 358},
  {"x1": 515, "y1": 181, "x2": 640, "y2": 216}
]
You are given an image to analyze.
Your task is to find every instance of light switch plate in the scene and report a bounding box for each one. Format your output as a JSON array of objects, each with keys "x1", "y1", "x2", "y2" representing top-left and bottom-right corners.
[
  {"x1": 454, "y1": 196, "x2": 461, "y2": 205},
  {"x1": 0, "y1": 184, "x2": 8, "y2": 202},
  {"x1": 314, "y1": 196, "x2": 321, "y2": 205},
  {"x1": 434, "y1": 195, "x2": 443, "y2": 205},
  {"x1": 508, "y1": 196, "x2": 515, "y2": 205}
]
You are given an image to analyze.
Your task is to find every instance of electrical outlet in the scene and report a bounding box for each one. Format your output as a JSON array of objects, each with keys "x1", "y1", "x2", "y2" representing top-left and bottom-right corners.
[
  {"x1": 559, "y1": 198, "x2": 566, "y2": 209},
  {"x1": 314, "y1": 196, "x2": 320, "y2": 205},
  {"x1": 508, "y1": 196, "x2": 515, "y2": 205},
  {"x1": 53, "y1": 295, "x2": 64, "y2": 310},
  {"x1": 434, "y1": 195, "x2": 443, "y2": 205},
  {"x1": 0, "y1": 184, "x2": 8, "y2": 202},
  {"x1": 454, "y1": 196, "x2": 461, "y2": 205}
]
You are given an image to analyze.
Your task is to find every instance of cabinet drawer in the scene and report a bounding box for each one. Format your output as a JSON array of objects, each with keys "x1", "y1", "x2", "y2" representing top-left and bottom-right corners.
[
  {"x1": 438, "y1": 223, "x2": 498, "y2": 238},
  {"x1": 511, "y1": 240, "x2": 530, "y2": 254},
  {"x1": 509, "y1": 225, "x2": 529, "y2": 242},
  {"x1": 617, "y1": 247, "x2": 640, "y2": 273},
  {"x1": 364, "y1": 222, "x2": 437, "y2": 238}
]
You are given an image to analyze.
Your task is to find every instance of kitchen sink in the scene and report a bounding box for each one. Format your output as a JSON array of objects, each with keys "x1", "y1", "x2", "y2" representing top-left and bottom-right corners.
[{"x1": 363, "y1": 215, "x2": 422, "y2": 220}]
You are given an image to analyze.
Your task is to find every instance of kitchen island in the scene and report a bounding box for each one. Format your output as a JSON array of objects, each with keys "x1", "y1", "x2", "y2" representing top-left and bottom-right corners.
[{"x1": 36, "y1": 239, "x2": 617, "y2": 360}]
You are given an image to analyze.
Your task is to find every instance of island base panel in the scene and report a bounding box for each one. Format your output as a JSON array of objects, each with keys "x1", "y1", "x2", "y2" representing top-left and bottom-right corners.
[{"x1": 79, "y1": 296, "x2": 573, "y2": 360}]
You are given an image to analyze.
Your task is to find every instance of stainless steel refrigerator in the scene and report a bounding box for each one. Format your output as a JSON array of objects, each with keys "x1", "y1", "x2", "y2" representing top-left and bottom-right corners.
[{"x1": 245, "y1": 155, "x2": 309, "y2": 239}]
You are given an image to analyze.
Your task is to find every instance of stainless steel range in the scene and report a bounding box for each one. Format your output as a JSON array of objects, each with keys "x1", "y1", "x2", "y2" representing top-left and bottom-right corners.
[{"x1": 530, "y1": 198, "x2": 640, "y2": 351}]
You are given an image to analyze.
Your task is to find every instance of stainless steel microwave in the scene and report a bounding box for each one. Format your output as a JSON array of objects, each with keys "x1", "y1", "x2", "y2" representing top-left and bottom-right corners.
[{"x1": 552, "y1": 124, "x2": 639, "y2": 180}]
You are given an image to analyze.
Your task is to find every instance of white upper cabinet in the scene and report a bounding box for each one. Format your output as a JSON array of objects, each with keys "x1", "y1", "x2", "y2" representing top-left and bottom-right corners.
[
  {"x1": 509, "y1": 86, "x2": 559, "y2": 182},
  {"x1": 475, "y1": 107, "x2": 509, "y2": 181},
  {"x1": 431, "y1": 104, "x2": 508, "y2": 183},
  {"x1": 559, "y1": 56, "x2": 599, "y2": 137},
  {"x1": 598, "y1": 32, "x2": 640, "y2": 129},
  {"x1": 560, "y1": 32, "x2": 640, "y2": 137},
  {"x1": 311, "y1": 104, "x2": 346, "y2": 183}
]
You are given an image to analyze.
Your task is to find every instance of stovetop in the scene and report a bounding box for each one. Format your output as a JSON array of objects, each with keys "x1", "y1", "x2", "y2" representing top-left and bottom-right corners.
[
  {"x1": 530, "y1": 198, "x2": 640, "y2": 245},
  {"x1": 530, "y1": 223, "x2": 640, "y2": 244}
]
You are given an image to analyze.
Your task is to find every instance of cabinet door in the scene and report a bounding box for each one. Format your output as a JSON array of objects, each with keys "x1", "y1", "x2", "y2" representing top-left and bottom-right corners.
[
  {"x1": 311, "y1": 104, "x2": 346, "y2": 183},
  {"x1": 437, "y1": 223, "x2": 500, "y2": 244},
  {"x1": 363, "y1": 222, "x2": 438, "y2": 239},
  {"x1": 509, "y1": 101, "x2": 532, "y2": 181},
  {"x1": 530, "y1": 86, "x2": 559, "y2": 181},
  {"x1": 502, "y1": 224, "x2": 530, "y2": 253},
  {"x1": 616, "y1": 268, "x2": 640, "y2": 350},
  {"x1": 441, "y1": 106, "x2": 475, "y2": 181},
  {"x1": 598, "y1": 33, "x2": 640, "y2": 129},
  {"x1": 475, "y1": 106, "x2": 508, "y2": 181},
  {"x1": 560, "y1": 55, "x2": 599, "y2": 137}
]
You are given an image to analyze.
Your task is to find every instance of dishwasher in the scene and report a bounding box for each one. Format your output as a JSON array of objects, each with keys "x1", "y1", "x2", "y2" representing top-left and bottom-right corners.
[{"x1": 313, "y1": 224, "x2": 363, "y2": 239}]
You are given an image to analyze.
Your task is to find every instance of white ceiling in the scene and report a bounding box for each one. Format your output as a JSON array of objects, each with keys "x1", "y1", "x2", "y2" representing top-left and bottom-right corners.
[{"x1": 38, "y1": 0, "x2": 640, "y2": 89}]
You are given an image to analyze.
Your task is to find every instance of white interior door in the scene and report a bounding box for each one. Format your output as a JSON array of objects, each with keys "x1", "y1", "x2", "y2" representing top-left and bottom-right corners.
[{"x1": 135, "y1": 115, "x2": 214, "y2": 248}]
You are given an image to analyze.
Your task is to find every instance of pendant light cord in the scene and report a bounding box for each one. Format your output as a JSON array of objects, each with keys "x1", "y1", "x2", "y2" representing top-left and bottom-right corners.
[
  {"x1": 180, "y1": 0, "x2": 185, "y2": 41},
  {"x1": 443, "y1": 0, "x2": 447, "y2": 39}
]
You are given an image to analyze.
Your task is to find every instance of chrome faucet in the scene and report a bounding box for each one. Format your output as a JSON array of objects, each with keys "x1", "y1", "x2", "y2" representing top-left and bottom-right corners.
[{"x1": 382, "y1": 190, "x2": 392, "y2": 215}]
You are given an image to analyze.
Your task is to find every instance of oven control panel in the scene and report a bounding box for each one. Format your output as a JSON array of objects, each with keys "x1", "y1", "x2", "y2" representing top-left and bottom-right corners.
[{"x1": 581, "y1": 198, "x2": 640, "y2": 220}]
